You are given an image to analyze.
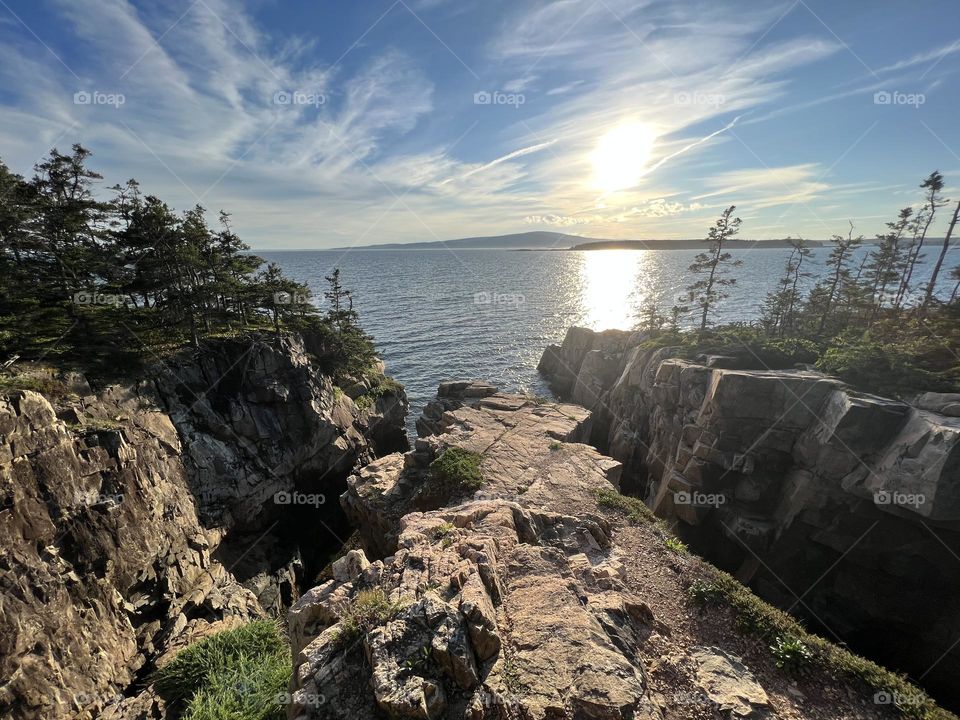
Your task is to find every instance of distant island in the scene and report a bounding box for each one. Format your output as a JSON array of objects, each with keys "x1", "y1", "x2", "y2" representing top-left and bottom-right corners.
[
  {"x1": 570, "y1": 238, "x2": 825, "y2": 250},
  {"x1": 337, "y1": 230, "x2": 825, "y2": 251}
]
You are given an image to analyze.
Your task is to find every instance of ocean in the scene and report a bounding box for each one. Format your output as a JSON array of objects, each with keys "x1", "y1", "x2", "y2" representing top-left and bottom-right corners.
[{"x1": 261, "y1": 246, "x2": 959, "y2": 432}]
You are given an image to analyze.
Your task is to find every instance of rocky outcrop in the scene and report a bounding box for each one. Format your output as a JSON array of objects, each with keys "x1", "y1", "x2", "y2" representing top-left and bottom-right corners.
[
  {"x1": 288, "y1": 383, "x2": 913, "y2": 720},
  {"x1": 539, "y1": 327, "x2": 960, "y2": 707},
  {"x1": 0, "y1": 332, "x2": 408, "y2": 720}
]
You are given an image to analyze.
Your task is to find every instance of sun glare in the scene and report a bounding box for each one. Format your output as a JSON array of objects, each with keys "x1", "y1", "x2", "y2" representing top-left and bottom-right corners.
[{"x1": 590, "y1": 121, "x2": 657, "y2": 192}]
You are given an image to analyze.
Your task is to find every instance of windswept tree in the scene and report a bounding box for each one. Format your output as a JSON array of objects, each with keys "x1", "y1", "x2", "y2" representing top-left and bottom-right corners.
[
  {"x1": 762, "y1": 238, "x2": 811, "y2": 336},
  {"x1": 683, "y1": 205, "x2": 742, "y2": 334},
  {"x1": 29, "y1": 144, "x2": 109, "y2": 299},
  {"x1": 808, "y1": 224, "x2": 862, "y2": 334},
  {"x1": 898, "y1": 171, "x2": 946, "y2": 306},
  {"x1": 922, "y1": 198, "x2": 960, "y2": 311},
  {"x1": 866, "y1": 207, "x2": 912, "y2": 320}
]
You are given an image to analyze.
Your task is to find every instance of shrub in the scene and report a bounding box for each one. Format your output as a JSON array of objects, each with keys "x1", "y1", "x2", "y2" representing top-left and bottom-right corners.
[
  {"x1": 355, "y1": 375, "x2": 405, "y2": 411},
  {"x1": 429, "y1": 447, "x2": 484, "y2": 496},
  {"x1": 817, "y1": 332, "x2": 950, "y2": 398},
  {"x1": 664, "y1": 536, "x2": 688, "y2": 554},
  {"x1": 336, "y1": 589, "x2": 405, "y2": 644},
  {"x1": 770, "y1": 634, "x2": 814, "y2": 674},
  {"x1": 152, "y1": 620, "x2": 289, "y2": 720}
]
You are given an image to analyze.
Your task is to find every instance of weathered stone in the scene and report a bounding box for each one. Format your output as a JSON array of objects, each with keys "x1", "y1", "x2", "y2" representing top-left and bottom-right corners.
[
  {"x1": 691, "y1": 646, "x2": 770, "y2": 718},
  {"x1": 538, "y1": 326, "x2": 960, "y2": 705}
]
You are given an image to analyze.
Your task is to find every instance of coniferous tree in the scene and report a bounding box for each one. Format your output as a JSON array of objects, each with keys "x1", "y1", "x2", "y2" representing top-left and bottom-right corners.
[
  {"x1": 922, "y1": 199, "x2": 960, "y2": 312},
  {"x1": 866, "y1": 207, "x2": 912, "y2": 320},
  {"x1": 898, "y1": 172, "x2": 946, "y2": 307},
  {"x1": 683, "y1": 205, "x2": 742, "y2": 335},
  {"x1": 808, "y1": 225, "x2": 862, "y2": 334}
]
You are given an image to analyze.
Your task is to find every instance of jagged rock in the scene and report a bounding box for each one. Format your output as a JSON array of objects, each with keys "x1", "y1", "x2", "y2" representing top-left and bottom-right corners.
[
  {"x1": 690, "y1": 646, "x2": 770, "y2": 718},
  {"x1": 295, "y1": 385, "x2": 913, "y2": 719},
  {"x1": 538, "y1": 326, "x2": 960, "y2": 706},
  {"x1": 0, "y1": 332, "x2": 408, "y2": 720}
]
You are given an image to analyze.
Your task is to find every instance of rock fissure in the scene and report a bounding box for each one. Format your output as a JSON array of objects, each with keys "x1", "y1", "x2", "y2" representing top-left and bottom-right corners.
[{"x1": 540, "y1": 326, "x2": 960, "y2": 710}]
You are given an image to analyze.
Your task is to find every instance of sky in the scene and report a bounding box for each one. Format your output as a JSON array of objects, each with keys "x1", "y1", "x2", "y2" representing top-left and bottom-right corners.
[{"x1": 0, "y1": 0, "x2": 958, "y2": 248}]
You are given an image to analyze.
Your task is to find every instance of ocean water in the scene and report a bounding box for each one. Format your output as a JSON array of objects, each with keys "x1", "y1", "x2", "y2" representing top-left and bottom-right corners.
[{"x1": 261, "y1": 247, "x2": 958, "y2": 431}]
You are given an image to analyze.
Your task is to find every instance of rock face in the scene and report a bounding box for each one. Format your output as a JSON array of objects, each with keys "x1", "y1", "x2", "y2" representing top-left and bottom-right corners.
[
  {"x1": 539, "y1": 327, "x2": 960, "y2": 707},
  {"x1": 0, "y1": 332, "x2": 408, "y2": 720},
  {"x1": 288, "y1": 382, "x2": 908, "y2": 720}
]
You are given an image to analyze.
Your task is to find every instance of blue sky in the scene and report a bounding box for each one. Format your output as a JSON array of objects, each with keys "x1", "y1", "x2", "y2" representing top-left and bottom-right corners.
[{"x1": 0, "y1": 0, "x2": 958, "y2": 248}]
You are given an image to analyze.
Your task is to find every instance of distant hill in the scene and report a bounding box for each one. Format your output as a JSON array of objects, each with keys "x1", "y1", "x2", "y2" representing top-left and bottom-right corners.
[
  {"x1": 334, "y1": 231, "x2": 586, "y2": 250},
  {"x1": 570, "y1": 238, "x2": 825, "y2": 250},
  {"x1": 338, "y1": 231, "x2": 825, "y2": 251}
]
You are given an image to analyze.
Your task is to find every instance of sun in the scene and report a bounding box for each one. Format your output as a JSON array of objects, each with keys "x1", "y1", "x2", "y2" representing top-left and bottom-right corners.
[{"x1": 590, "y1": 121, "x2": 657, "y2": 192}]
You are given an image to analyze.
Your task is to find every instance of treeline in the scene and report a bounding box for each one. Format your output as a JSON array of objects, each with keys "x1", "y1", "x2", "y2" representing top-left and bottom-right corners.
[
  {"x1": 642, "y1": 172, "x2": 960, "y2": 398},
  {"x1": 0, "y1": 144, "x2": 374, "y2": 380}
]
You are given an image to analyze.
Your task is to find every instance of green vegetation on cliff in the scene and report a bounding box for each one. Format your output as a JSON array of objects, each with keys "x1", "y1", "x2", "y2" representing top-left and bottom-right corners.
[
  {"x1": 0, "y1": 145, "x2": 376, "y2": 384},
  {"x1": 638, "y1": 178, "x2": 960, "y2": 398},
  {"x1": 152, "y1": 620, "x2": 290, "y2": 720}
]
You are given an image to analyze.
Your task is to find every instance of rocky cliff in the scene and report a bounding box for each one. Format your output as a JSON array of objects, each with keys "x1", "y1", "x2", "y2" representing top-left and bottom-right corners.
[
  {"x1": 0, "y1": 331, "x2": 408, "y2": 720},
  {"x1": 538, "y1": 327, "x2": 960, "y2": 709},
  {"x1": 286, "y1": 381, "x2": 940, "y2": 720}
]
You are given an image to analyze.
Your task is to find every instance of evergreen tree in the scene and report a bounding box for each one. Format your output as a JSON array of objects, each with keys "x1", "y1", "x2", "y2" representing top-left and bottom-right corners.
[
  {"x1": 682, "y1": 206, "x2": 742, "y2": 334},
  {"x1": 922, "y1": 199, "x2": 960, "y2": 312},
  {"x1": 808, "y1": 225, "x2": 862, "y2": 334}
]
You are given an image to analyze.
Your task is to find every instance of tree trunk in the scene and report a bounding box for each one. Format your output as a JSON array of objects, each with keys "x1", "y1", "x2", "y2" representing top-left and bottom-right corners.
[{"x1": 921, "y1": 200, "x2": 960, "y2": 311}]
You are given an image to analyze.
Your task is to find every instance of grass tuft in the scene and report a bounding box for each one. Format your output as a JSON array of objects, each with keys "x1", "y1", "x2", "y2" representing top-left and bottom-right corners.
[
  {"x1": 593, "y1": 487, "x2": 658, "y2": 524},
  {"x1": 686, "y1": 568, "x2": 953, "y2": 719},
  {"x1": 336, "y1": 589, "x2": 406, "y2": 644},
  {"x1": 152, "y1": 620, "x2": 289, "y2": 720}
]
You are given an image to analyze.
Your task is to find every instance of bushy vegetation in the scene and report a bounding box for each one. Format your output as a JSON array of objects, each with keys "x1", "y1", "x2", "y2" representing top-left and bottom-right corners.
[
  {"x1": 428, "y1": 447, "x2": 485, "y2": 496},
  {"x1": 355, "y1": 375, "x2": 405, "y2": 410},
  {"x1": 686, "y1": 572, "x2": 952, "y2": 719},
  {"x1": 152, "y1": 620, "x2": 290, "y2": 720},
  {"x1": 0, "y1": 145, "x2": 377, "y2": 383},
  {"x1": 593, "y1": 487, "x2": 659, "y2": 524},
  {"x1": 336, "y1": 588, "x2": 406, "y2": 644},
  {"x1": 640, "y1": 177, "x2": 960, "y2": 398}
]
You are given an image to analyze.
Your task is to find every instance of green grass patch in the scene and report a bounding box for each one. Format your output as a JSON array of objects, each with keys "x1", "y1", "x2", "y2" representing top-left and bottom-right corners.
[
  {"x1": 593, "y1": 487, "x2": 658, "y2": 524},
  {"x1": 548, "y1": 441, "x2": 563, "y2": 451},
  {"x1": 430, "y1": 522, "x2": 456, "y2": 540},
  {"x1": 664, "y1": 536, "x2": 688, "y2": 554},
  {"x1": 0, "y1": 372, "x2": 73, "y2": 398},
  {"x1": 152, "y1": 620, "x2": 289, "y2": 720},
  {"x1": 355, "y1": 375, "x2": 405, "y2": 411},
  {"x1": 429, "y1": 447, "x2": 484, "y2": 496},
  {"x1": 336, "y1": 589, "x2": 406, "y2": 644},
  {"x1": 686, "y1": 569, "x2": 954, "y2": 719}
]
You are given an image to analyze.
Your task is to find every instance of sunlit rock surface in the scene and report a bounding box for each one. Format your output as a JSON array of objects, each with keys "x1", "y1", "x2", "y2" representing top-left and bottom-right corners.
[
  {"x1": 539, "y1": 326, "x2": 960, "y2": 706},
  {"x1": 290, "y1": 382, "x2": 909, "y2": 719},
  {"x1": 0, "y1": 332, "x2": 407, "y2": 720}
]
